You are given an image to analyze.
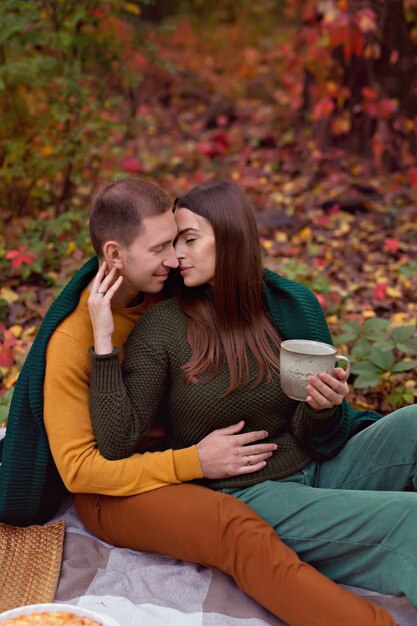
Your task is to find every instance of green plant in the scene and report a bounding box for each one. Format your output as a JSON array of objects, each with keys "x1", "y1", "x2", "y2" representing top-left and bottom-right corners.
[
  {"x1": 387, "y1": 383, "x2": 417, "y2": 409},
  {"x1": 399, "y1": 261, "x2": 417, "y2": 277},
  {"x1": 278, "y1": 259, "x2": 331, "y2": 294},
  {"x1": 334, "y1": 318, "x2": 417, "y2": 390},
  {"x1": 0, "y1": 0, "x2": 143, "y2": 218},
  {"x1": 0, "y1": 389, "x2": 13, "y2": 427}
]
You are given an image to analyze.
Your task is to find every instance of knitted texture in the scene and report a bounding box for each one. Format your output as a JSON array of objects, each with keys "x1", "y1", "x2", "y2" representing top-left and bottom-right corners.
[
  {"x1": 89, "y1": 272, "x2": 383, "y2": 490},
  {"x1": 0, "y1": 257, "x2": 99, "y2": 526}
]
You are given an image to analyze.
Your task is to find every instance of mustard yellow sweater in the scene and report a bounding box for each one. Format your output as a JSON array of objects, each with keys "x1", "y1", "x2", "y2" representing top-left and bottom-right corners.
[{"x1": 44, "y1": 289, "x2": 202, "y2": 496}]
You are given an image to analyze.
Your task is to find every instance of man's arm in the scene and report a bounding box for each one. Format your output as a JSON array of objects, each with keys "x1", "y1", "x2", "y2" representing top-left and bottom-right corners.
[
  {"x1": 44, "y1": 329, "x2": 201, "y2": 495},
  {"x1": 44, "y1": 330, "x2": 275, "y2": 495}
]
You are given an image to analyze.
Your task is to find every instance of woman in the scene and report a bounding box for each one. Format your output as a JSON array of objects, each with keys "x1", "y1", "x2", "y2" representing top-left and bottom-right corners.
[{"x1": 88, "y1": 180, "x2": 417, "y2": 622}]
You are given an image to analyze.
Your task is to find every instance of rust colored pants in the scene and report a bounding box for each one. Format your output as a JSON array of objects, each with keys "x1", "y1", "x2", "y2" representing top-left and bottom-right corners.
[{"x1": 74, "y1": 484, "x2": 396, "y2": 626}]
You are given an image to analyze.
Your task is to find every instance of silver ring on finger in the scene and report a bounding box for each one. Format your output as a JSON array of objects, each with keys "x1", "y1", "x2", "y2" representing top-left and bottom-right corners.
[
  {"x1": 245, "y1": 456, "x2": 252, "y2": 466},
  {"x1": 97, "y1": 289, "x2": 106, "y2": 295}
]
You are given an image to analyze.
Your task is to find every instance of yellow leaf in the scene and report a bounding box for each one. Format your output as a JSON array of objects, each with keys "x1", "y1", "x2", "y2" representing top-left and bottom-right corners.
[
  {"x1": 274, "y1": 232, "x2": 288, "y2": 242},
  {"x1": 326, "y1": 315, "x2": 338, "y2": 325},
  {"x1": 23, "y1": 326, "x2": 37, "y2": 339},
  {"x1": 261, "y1": 239, "x2": 274, "y2": 250},
  {"x1": 124, "y1": 2, "x2": 141, "y2": 15},
  {"x1": 363, "y1": 310, "x2": 376, "y2": 318},
  {"x1": 67, "y1": 241, "x2": 76, "y2": 255},
  {"x1": 9, "y1": 325, "x2": 23, "y2": 338},
  {"x1": 0, "y1": 288, "x2": 18, "y2": 303},
  {"x1": 4, "y1": 367, "x2": 19, "y2": 389},
  {"x1": 334, "y1": 222, "x2": 351, "y2": 236},
  {"x1": 391, "y1": 312, "x2": 412, "y2": 325},
  {"x1": 386, "y1": 286, "x2": 402, "y2": 298},
  {"x1": 296, "y1": 227, "x2": 312, "y2": 242}
]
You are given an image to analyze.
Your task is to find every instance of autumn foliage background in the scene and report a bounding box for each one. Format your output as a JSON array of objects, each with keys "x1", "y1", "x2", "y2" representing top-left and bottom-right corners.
[{"x1": 1, "y1": 0, "x2": 417, "y2": 423}]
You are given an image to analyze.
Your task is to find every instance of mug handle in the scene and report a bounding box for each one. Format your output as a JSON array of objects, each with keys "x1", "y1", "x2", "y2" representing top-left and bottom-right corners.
[{"x1": 335, "y1": 354, "x2": 351, "y2": 378}]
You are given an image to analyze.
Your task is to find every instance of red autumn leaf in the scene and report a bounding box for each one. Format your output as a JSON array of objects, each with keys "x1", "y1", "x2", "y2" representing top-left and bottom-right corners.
[
  {"x1": 197, "y1": 142, "x2": 218, "y2": 158},
  {"x1": 316, "y1": 215, "x2": 330, "y2": 226},
  {"x1": 127, "y1": 51, "x2": 147, "y2": 71},
  {"x1": 355, "y1": 7, "x2": 378, "y2": 33},
  {"x1": 327, "y1": 203, "x2": 340, "y2": 215},
  {"x1": 6, "y1": 245, "x2": 36, "y2": 269},
  {"x1": 216, "y1": 115, "x2": 229, "y2": 128},
  {"x1": 373, "y1": 282, "x2": 387, "y2": 300},
  {"x1": 379, "y1": 98, "x2": 398, "y2": 119},
  {"x1": 390, "y1": 50, "x2": 399, "y2": 64},
  {"x1": 345, "y1": 26, "x2": 364, "y2": 59},
  {"x1": 385, "y1": 238, "x2": 401, "y2": 253},
  {"x1": 362, "y1": 86, "x2": 378, "y2": 101},
  {"x1": 312, "y1": 97, "x2": 335, "y2": 121},
  {"x1": 363, "y1": 100, "x2": 378, "y2": 117},
  {"x1": 408, "y1": 166, "x2": 417, "y2": 186},
  {"x1": 212, "y1": 132, "x2": 230, "y2": 152},
  {"x1": 120, "y1": 156, "x2": 142, "y2": 173},
  {"x1": 301, "y1": 0, "x2": 318, "y2": 22},
  {"x1": 314, "y1": 293, "x2": 326, "y2": 308},
  {"x1": 136, "y1": 104, "x2": 150, "y2": 116},
  {"x1": 0, "y1": 343, "x2": 14, "y2": 368},
  {"x1": 194, "y1": 172, "x2": 207, "y2": 184}
]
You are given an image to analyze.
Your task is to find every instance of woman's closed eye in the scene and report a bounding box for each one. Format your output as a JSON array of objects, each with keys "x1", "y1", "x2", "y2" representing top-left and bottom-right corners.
[{"x1": 186, "y1": 237, "x2": 197, "y2": 244}]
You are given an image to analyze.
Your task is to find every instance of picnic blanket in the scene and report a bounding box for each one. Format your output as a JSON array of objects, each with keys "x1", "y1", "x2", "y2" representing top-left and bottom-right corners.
[{"x1": 50, "y1": 497, "x2": 417, "y2": 626}]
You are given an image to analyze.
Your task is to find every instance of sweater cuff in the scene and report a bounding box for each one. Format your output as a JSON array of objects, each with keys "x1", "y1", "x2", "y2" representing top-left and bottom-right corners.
[
  {"x1": 172, "y1": 445, "x2": 203, "y2": 481},
  {"x1": 302, "y1": 405, "x2": 339, "y2": 431},
  {"x1": 89, "y1": 346, "x2": 123, "y2": 393}
]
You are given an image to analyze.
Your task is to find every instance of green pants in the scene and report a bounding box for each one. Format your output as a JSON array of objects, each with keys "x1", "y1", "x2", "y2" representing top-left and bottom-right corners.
[{"x1": 222, "y1": 405, "x2": 417, "y2": 606}]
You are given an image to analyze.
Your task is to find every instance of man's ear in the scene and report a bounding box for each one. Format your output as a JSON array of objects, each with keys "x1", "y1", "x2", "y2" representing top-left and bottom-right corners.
[{"x1": 102, "y1": 241, "x2": 124, "y2": 271}]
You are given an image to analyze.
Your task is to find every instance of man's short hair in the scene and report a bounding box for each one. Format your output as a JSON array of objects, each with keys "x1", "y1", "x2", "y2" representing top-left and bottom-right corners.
[{"x1": 89, "y1": 177, "x2": 171, "y2": 256}]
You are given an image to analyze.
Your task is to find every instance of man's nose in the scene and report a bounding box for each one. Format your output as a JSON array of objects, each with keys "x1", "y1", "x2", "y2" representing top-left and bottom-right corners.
[{"x1": 163, "y1": 246, "x2": 179, "y2": 268}]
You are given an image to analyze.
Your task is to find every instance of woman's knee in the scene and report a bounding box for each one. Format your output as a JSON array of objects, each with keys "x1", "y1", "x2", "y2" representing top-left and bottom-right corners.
[
  {"x1": 386, "y1": 404, "x2": 417, "y2": 426},
  {"x1": 377, "y1": 405, "x2": 417, "y2": 447}
]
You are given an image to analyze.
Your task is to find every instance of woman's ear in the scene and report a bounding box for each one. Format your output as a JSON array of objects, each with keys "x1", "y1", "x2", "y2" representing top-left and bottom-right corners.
[{"x1": 102, "y1": 241, "x2": 124, "y2": 271}]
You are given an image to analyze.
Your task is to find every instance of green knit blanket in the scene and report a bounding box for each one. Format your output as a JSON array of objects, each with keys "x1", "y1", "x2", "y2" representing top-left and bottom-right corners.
[{"x1": 0, "y1": 257, "x2": 99, "y2": 525}]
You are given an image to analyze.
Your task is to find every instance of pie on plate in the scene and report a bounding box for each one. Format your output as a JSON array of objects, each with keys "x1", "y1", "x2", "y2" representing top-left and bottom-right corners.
[
  {"x1": 0, "y1": 611, "x2": 102, "y2": 625},
  {"x1": 0, "y1": 605, "x2": 119, "y2": 626}
]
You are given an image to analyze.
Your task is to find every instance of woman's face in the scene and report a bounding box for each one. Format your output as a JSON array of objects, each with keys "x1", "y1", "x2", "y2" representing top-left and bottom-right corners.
[{"x1": 174, "y1": 208, "x2": 216, "y2": 287}]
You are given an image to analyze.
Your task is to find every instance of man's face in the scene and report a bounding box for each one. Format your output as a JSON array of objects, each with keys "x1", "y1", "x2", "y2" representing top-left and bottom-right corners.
[{"x1": 120, "y1": 211, "x2": 179, "y2": 295}]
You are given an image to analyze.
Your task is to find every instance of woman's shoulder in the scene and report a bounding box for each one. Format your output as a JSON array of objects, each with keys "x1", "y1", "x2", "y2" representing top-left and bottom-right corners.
[
  {"x1": 142, "y1": 297, "x2": 182, "y2": 318},
  {"x1": 131, "y1": 298, "x2": 185, "y2": 340}
]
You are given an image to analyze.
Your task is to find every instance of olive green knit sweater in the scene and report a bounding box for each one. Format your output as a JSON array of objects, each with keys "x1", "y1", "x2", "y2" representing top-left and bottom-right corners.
[{"x1": 89, "y1": 270, "x2": 382, "y2": 489}]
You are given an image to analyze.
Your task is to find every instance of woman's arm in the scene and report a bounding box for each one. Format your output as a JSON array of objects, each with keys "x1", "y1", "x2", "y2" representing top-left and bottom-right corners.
[
  {"x1": 86, "y1": 262, "x2": 170, "y2": 459},
  {"x1": 88, "y1": 338, "x2": 169, "y2": 459}
]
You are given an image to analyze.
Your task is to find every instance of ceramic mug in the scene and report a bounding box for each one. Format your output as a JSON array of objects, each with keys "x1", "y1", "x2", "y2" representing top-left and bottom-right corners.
[{"x1": 280, "y1": 339, "x2": 351, "y2": 401}]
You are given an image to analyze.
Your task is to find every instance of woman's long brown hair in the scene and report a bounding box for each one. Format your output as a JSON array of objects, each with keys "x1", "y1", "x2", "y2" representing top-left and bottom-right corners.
[{"x1": 174, "y1": 180, "x2": 281, "y2": 395}]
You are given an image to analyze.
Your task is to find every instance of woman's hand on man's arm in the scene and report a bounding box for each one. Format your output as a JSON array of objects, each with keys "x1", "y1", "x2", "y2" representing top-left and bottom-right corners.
[{"x1": 196, "y1": 420, "x2": 277, "y2": 479}]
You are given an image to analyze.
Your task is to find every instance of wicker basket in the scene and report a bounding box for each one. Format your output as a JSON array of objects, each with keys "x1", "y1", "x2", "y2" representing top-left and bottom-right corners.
[{"x1": 0, "y1": 521, "x2": 65, "y2": 611}]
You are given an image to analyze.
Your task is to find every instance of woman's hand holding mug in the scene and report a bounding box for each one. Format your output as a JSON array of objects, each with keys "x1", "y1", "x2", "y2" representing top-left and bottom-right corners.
[{"x1": 279, "y1": 339, "x2": 351, "y2": 410}]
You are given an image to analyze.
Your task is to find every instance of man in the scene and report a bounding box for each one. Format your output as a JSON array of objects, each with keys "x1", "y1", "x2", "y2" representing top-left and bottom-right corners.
[{"x1": 40, "y1": 178, "x2": 393, "y2": 626}]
